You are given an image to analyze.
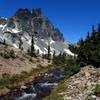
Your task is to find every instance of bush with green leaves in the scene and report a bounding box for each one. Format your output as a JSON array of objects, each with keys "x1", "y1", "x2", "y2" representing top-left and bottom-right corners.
[
  {"x1": 93, "y1": 84, "x2": 100, "y2": 96},
  {"x1": 52, "y1": 52, "x2": 80, "y2": 76},
  {"x1": 52, "y1": 52, "x2": 67, "y2": 65},
  {"x1": 64, "y1": 58, "x2": 80, "y2": 76}
]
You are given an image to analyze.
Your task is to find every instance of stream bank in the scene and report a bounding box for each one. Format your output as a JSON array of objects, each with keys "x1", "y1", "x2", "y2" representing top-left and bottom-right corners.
[{"x1": 0, "y1": 66, "x2": 65, "y2": 100}]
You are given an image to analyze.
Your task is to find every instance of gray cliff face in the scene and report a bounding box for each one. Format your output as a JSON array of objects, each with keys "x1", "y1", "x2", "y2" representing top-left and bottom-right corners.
[{"x1": 0, "y1": 8, "x2": 74, "y2": 56}]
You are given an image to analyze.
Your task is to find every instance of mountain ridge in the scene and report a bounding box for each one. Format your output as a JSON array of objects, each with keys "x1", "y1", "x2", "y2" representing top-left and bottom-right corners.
[{"x1": 0, "y1": 8, "x2": 74, "y2": 56}]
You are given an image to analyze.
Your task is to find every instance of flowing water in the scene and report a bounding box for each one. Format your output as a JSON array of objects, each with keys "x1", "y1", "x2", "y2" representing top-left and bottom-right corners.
[{"x1": 0, "y1": 68, "x2": 65, "y2": 100}]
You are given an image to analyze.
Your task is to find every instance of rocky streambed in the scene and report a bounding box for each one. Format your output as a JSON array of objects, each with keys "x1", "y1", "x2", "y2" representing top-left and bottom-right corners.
[{"x1": 0, "y1": 68, "x2": 65, "y2": 100}]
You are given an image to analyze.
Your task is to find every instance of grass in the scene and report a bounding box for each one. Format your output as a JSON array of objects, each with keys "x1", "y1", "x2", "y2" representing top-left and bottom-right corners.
[{"x1": 43, "y1": 80, "x2": 68, "y2": 100}]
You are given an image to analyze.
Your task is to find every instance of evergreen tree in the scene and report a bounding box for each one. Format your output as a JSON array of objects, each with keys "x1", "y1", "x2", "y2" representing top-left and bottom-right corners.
[
  {"x1": 52, "y1": 51, "x2": 56, "y2": 64},
  {"x1": 87, "y1": 31, "x2": 90, "y2": 39},
  {"x1": 19, "y1": 40, "x2": 23, "y2": 50},
  {"x1": 77, "y1": 24, "x2": 100, "y2": 67},
  {"x1": 31, "y1": 35, "x2": 35, "y2": 56},
  {"x1": 18, "y1": 37, "x2": 23, "y2": 50},
  {"x1": 27, "y1": 47, "x2": 30, "y2": 53},
  {"x1": 3, "y1": 39, "x2": 6, "y2": 45},
  {"x1": 59, "y1": 51, "x2": 62, "y2": 57},
  {"x1": 53, "y1": 51, "x2": 56, "y2": 59},
  {"x1": 37, "y1": 49, "x2": 40, "y2": 55},
  {"x1": 98, "y1": 24, "x2": 100, "y2": 32},
  {"x1": 69, "y1": 44, "x2": 79, "y2": 54},
  {"x1": 92, "y1": 25, "x2": 95, "y2": 36},
  {"x1": 47, "y1": 45, "x2": 50, "y2": 58},
  {"x1": 47, "y1": 33, "x2": 51, "y2": 59}
]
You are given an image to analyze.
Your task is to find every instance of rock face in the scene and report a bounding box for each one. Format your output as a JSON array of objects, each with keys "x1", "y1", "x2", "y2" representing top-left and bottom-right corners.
[
  {"x1": 0, "y1": 8, "x2": 74, "y2": 55},
  {"x1": 59, "y1": 65, "x2": 100, "y2": 100}
]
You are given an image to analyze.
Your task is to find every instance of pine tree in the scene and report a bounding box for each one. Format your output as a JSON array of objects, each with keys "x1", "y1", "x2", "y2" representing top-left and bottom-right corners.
[
  {"x1": 47, "y1": 33, "x2": 51, "y2": 59},
  {"x1": 27, "y1": 47, "x2": 30, "y2": 53},
  {"x1": 98, "y1": 24, "x2": 100, "y2": 32},
  {"x1": 92, "y1": 25, "x2": 95, "y2": 36},
  {"x1": 87, "y1": 31, "x2": 90, "y2": 39},
  {"x1": 77, "y1": 24, "x2": 100, "y2": 67},
  {"x1": 18, "y1": 37, "x2": 23, "y2": 50},
  {"x1": 37, "y1": 49, "x2": 40, "y2": 55},
  {"x1": 53, "y1": 51, "x2": 56, "y2": 59},
  {"x1": 47, "y1": 45, "x2": 50, "y2": 59},
  {"x1": 59, "y1": 51, "x2": 62, "y2": 57},
  {"x1": 19, "y1": 40, "x2": 23, "y2": 50},
  {"x1": 3, "y1": 39, "x2": 6, "y2": 45},
  {"x1": 31, "y1": 35, "x2": 35, "y2": 56}
]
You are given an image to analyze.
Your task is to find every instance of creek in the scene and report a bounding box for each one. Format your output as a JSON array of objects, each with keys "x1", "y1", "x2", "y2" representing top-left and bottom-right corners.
[{"x1": 0, "y1": 68, "x2": 65, "y2": 100}]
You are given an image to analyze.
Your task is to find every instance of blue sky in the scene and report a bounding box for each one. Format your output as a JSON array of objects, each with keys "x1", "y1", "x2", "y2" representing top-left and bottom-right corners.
[{"x1": 0, "y1": 0, "x2": 100, "y2": 43}]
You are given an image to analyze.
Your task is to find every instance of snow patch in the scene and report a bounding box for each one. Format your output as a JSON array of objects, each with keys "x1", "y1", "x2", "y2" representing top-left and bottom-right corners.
[
  {"x1": 34, "y1": 44, "x2": 43, "y2": 54},
  {"x1": 64, "y1": 49, "x2": 74, "y2": 56},
  {"x1": 45, "y1": 39, "x2": 55, "y2": 45},
  {"x1": 0, "y1": 35, "x2": 3, "y2": 39},
  {"x1": 13, "y1": 44, "x2": 18, "y2": 49},
  {"x1": 27, "y1": 40, "x2": 31, "y2": 45},
  {"x1": 41, "y1": 39, "x2": 44, "y2": 41},
  {"x1": 0, "y1": 24, "x2": 7, "y2": 30},
  {"x1": 21, "y1": 37, "x2": 26, "y2": 41},
  {"x1": 50, "y1": 47, "x2": 55, "y2": 51},
  {"x1": 50, "y1": 39, "x2": 55, "y2": 44},
  {"x1": 12, "y1": 28, "x2": 21, "y2": 33},
  {"x1": 7, "y1": 28, "x2": 21, "y2": 33},
  {"x1": 44, "y1": 48, "x2": 47, "y2": 51}
]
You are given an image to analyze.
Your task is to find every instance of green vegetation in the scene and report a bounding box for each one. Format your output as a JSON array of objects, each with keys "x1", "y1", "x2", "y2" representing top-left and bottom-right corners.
[
  {"x1": 44, "y1": 80, "x2": 68, "y2": 100},
  {"x1": 93, "y1": 84, "x2": 100, "y2": 96},
  {"x1": 69, "y1": 44, "x2": 79, "y2": 54},
  {"x1": 52, "y1": 52, "x2": 80, "y2": 76},
  {"x1": 76, "y1": 25, "x2": 100, "y2": 68},
  {"x1": 52, "y1": 52, "x2": 67, "y2": 65},
  {"x1": 64, "y1": 58, "x2": 80, "y2": 76}
]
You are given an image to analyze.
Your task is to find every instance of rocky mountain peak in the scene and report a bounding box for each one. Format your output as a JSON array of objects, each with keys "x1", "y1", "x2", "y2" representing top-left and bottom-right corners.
[
  {"x1": 32, "y1": 8, "x2": 42, "y2": 17},
  {"x1": 0, "y1": 8, "x2": 74, "y2": 56},
  {"x1": 15, "y1": 8, "x2": 31, "y2": 19}
]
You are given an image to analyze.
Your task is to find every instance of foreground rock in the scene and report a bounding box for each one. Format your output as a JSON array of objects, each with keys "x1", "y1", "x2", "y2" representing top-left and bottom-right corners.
[
  {"x1": 61, "y1": 65, "x2": 100, "y2": 100},
  {"x1": 45, "y1": 65, "x2": 100, "y2": 100}
]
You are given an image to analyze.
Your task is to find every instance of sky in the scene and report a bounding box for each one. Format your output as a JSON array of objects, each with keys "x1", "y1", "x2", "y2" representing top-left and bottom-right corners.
[{"x1": 0, "y1": 0, "x2": 100, "y2": 43}]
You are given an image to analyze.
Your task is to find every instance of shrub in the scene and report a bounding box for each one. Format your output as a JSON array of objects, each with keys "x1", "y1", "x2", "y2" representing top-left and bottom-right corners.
[
  {"x1": 37, "y1": 64, "x2": 44, "y2": 68},
  {"x1": 64, "y1": 58, "x2": 80, "y2": 76},
  {"x1": 10, "y1": 49, "x2": 16, "y2": 58},
  {"x1": 52, "y1": 52, "x2": 67, "y2": 65},
  {"x1": 3, "y1": 50, "x2": 10, "y2": 59},
  {"x1": 93, "y1": 84, "x2": 100, "y2": 96}
]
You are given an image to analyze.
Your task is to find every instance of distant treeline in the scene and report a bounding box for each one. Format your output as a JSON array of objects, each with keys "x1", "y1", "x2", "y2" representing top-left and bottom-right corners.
[{"x1": 69, "y1": 24, "x2": 100, "y2": 68}]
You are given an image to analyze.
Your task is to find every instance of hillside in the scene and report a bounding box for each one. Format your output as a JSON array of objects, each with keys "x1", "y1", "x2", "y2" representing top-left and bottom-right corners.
[
  {"x1": 0, "y1": 43, "x2": 54, "y2": 96},
  {"x1": 0, "y1": 44, "x2": 52, "y2": 76}
]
